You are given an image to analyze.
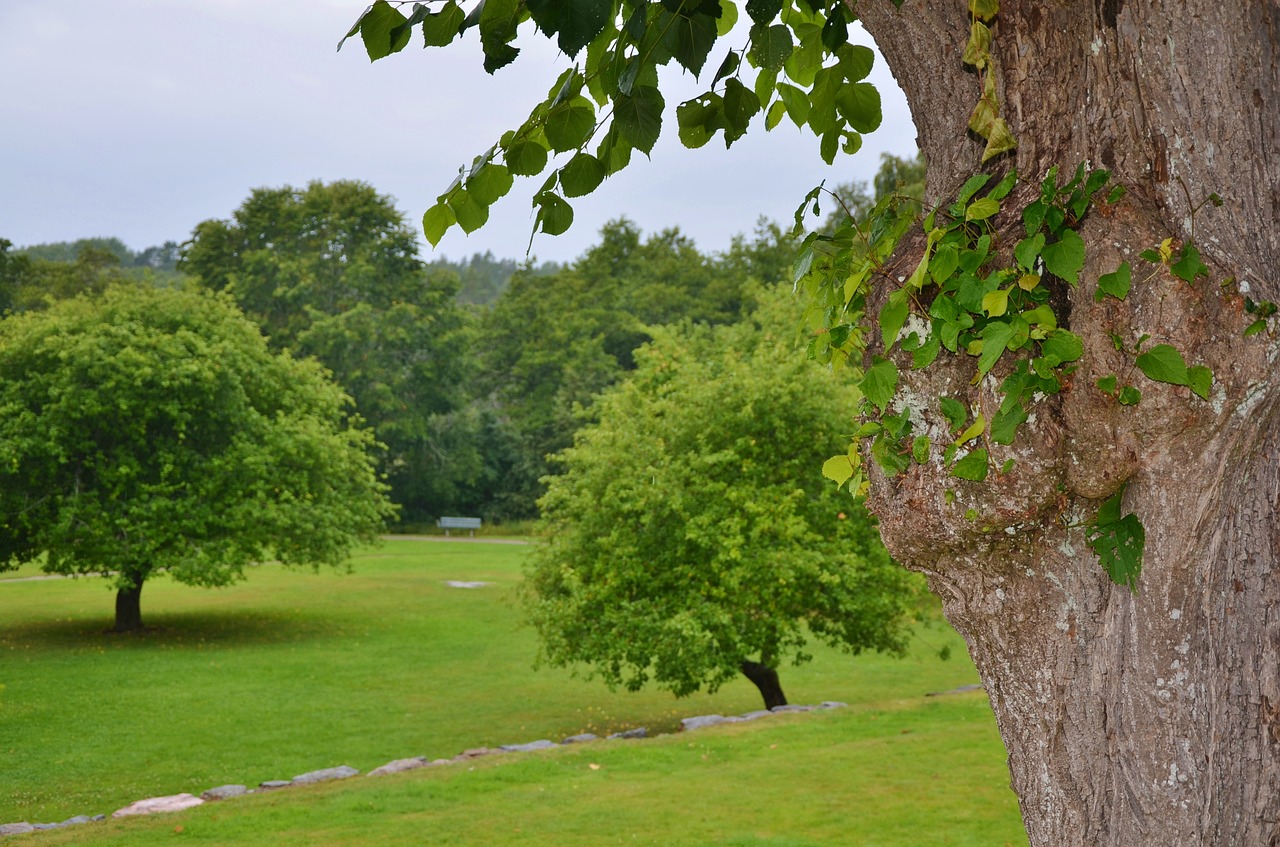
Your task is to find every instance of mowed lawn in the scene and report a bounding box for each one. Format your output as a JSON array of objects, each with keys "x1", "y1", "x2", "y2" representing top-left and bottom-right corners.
[{"x1": 0, "y1": 538, "x2": 1026, "y2": 845}]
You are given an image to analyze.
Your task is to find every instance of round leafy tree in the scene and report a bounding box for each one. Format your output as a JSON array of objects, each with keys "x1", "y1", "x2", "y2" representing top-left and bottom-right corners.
[
  {"x1": 524, "y1": 288, "x2": 921, "y2": 708},
  {"x1": 0, "y1": 284, "x2": 396, "y2": 631}
]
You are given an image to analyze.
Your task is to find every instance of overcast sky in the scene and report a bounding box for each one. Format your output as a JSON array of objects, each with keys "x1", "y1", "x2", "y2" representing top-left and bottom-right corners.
[{"x1": 1, "y1": 1, "x2": 917, "y2": 265}]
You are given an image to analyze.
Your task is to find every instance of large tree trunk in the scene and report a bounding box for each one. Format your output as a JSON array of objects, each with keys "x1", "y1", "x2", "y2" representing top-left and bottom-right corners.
[
  {"x1": 852, "y1": 2, "x2": 1280, "y2": 844},
  {"x1": 113, "y1": 573, "x2": 145, "y2": 633},
  {"x1": 740, "y1": 659, "x2": 789, "y2": 710}
]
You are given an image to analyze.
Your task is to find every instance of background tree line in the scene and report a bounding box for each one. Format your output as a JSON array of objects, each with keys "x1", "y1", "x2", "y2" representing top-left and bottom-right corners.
[{"x1": 3, "y1": 155, "x2": 923, "y2": 529}]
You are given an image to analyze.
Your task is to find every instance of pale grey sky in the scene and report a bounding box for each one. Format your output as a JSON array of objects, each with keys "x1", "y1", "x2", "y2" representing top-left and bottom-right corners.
[{"x1": 0, "y1": 1, "x2": 917, "y2": 264}]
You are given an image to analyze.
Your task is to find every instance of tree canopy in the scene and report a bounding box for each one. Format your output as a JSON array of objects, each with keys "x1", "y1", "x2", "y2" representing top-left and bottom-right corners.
[
  {"x1": 0, "y1": 284, "x2": 395, "y2": 631},
  {"x1": 525, "y1": 286, "x2": 921, "y2": 708}
]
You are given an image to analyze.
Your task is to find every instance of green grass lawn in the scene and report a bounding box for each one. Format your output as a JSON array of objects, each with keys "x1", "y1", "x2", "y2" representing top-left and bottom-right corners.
[{"x1": 0, "y1": 538, "x2": 1026, "y2": 845}]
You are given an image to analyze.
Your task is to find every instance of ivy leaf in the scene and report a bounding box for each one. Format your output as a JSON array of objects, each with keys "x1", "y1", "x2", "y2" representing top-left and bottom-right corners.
[
  {"x1": 982, "y1": 118, "x2": 1018, "y2": 162},
  {"x1": 912, "y1": 332, "x2": 941, "y2": 369},
  {"x1": 1040, "y1": 329, "x2": 1083, "y2": 366},
  {"x1": 966, "y1": 197, "x2": 1000, "y2": 221},
  {"x1": 990, "y1": 402, "x2": 1027, "y2": 445},
  {"x1": 559, "y1": 153, "x2": 606, "y2": 197},
  {"x1": 951, "y1": 448, "x2": 989, "y2": 481},
  {"x1": 422, "y1": 202, "x2": 457, "y2": 247},
  {"x1": 1040, "y1": 229, "x2": 1085, "y2": 285},
  {"x1": 939, "y1": 397, "x2": 968, "y2": 433},
  {"x1": 859, "y1": 356, "x2": 899, "y2": 414},
  {"x1": 879, "y1": 289, "x2": 909, "y2": 350},
  {"x1": 962, "y1": 20, "x2": 991, "y2": 68},
  {"x1": 1096, "y1": 374, "x2": 1118, "y2": 395},
  {"x1": 955, "y1": 412, "x2": 986, "y2": 446},
  {"x1": 1119, "y1": 386, "x2": 1142, "y2": 405},
  {"x1": 1171, "y1": 243, "x2": 1209, "y2": 283},
  {"x1": 1014, "y1": 233, "x2": 1045, "y2": 270},
  {"x1": 1187, "y1": 365, "x2": 1213, "y2": 400},
  {"x1": 911, "y1": 435, "x2": 931, "y2": 465},
  {"x1": 1135, "y1": 343, "x2": 1189, "y2": 386},
  {"x1": 613, "y1": 86, "x2": 665, "y2": 155},
  {"x1": 982, "y1": 288, "x2": 1009, "y2": 317},
  {"x1": 871, "y1": 433, "x2": 911, "y2": 476},
  {"x1": 969, "y1": 0, "x2": 999, "y2": 22},
  {"x1": 1096, "y1": 261, "x2": 1131, "y2": 301},
  {"x1": 526, "y1": 0, "x2": 611, "y2": 57},
  {"x1": 1086, "y1": 487, "x2": 1145, "y2": 592},
  {"x1": 977, "y1": 320, "x2": 1014, "y2": 379}
]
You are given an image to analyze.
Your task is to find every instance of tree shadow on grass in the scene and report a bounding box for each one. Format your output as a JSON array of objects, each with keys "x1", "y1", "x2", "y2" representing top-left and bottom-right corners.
[{"x1": 2, "y1": 608, "x2": 349, "y2": 652}]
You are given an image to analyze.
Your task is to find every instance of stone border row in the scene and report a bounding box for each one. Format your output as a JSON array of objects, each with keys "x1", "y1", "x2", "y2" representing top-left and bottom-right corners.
[{"x1": 0, "y1": 701, "x2": 848, "y2": 837}]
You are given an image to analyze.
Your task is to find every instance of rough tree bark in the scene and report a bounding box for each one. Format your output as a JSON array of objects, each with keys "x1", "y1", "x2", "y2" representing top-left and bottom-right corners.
[
  {"x1": 113, "y1": 573, "x2": 145, "y2": 633},
  {"x1": 852, "y1": 2, "x2": 1280, "y2": 845}
]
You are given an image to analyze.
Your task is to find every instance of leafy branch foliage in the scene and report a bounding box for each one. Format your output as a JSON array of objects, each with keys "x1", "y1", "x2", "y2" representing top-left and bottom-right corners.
[{"x1": 341, "y1": 0, "x2": 884, "y2": 248}]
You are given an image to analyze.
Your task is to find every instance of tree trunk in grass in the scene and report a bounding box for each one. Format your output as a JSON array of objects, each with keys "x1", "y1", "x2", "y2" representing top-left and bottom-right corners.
[
  {"x1": 114, "y1": 573, "x2": 145, "y2": 633},
  {"x1": 740, "y1": 659, "x2": 788, "y2": 710},
  {"x1": 852, "y1": 2, "x2": 1280, "y2": 844}
]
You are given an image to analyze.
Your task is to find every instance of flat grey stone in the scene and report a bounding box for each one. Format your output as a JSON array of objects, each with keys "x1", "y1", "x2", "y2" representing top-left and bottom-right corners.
[
  {"x1": 770, "y1": 704, "x2": 814, "y2": 713},
  {"x1": 681, "y1": 714, "x2": 731, "y2": 731},
  {"x1": 292, "y1": 765, "x2": 359, "y2": 785},
  {"x1": 819, "y1": 701, "x2": 849, "y2": 709},
  {"x1": 740, "y1": 710, "x2": 774, "y2": 721},
  {"x1": 562, "y1": 733, "x2": 599, "y2": 744},
  {"x1": 32, "y1": 823, "x2": 60, "y2": 831},
  {"x1": 454, "y1": 747, "x2": 497, "y2": 761},
  {"x1": 258, "y1": 780, "x2": 292, "y2": 790},
  {"x1": 607, "y1": 727, "x2": 648, "y2": 739},
  {"x1": 368, "y1": 757, "x2": 430, "y2": 776},
  {"x1": 0, "y1": 824, "x2": 35, "y2": 835},
  {"x1": 202, "y1": 784, "x2": 249, "y2": 800},
  {"x1": 925, "y1": 683, "x2": 984, "y2": 697},
  {"x1": 58, "y1": 815, "x2": 94, "y2": 827},
  {"x1": 444, "y1": 581, "x2": 491, "y2": 589},
  {"x1": 113, "y1": 793, "x2": 204, "y2": 818},
  {"x1": 498, "y1": 739, "x2": 558, "y2": 753}
]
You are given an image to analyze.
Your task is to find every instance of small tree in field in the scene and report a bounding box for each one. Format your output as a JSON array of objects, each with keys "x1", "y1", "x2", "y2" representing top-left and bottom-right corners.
[
  {"x1": 524, "y1": 288, "x2": 921, "y2": 709},
  {"x1": 0, "y1": 285, "x2": 396, "y2": 632}
]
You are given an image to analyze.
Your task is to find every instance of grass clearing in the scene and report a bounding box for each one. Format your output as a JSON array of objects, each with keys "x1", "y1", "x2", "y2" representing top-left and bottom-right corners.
[{"x1": 1, "y1": 538, "x2": 1024, "y2": 844}]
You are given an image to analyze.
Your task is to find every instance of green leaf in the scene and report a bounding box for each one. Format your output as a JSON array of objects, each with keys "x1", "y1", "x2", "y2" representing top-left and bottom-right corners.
[
  {"x1": 1245, "y1": 319, "x2": 1268, "y2": 338},
  {"x1": 422, "y1": 202, "x2": 456, "y2": 247},
  {"x1": 1119, "y1": 386, "x2": 1142, "y2": 405},
  {"x1": 911, "y1": 435, "x2": 931, "y2": 465},
  {"x1": 1040, "y1": 229, "x2": 1085, "y2": 285},
  {"x1": 1096, "y1": 261, "x2": 1131, "y2": 301},
  {"x1": 961, "y1": 20, "x2": 991, "y2": 68},
  {"x1": 744, "y1": 0, "x2": 783, "y2": 25},
  {"x1": 912, "y1": 333, "x2": 941, "y2": 369},
  {"x1": 955, "y1": 412, "x2": 986, "y2": 446},
  {"x1": 1171, "y1": 243, "x2": 1209, "y2": 283},
  {"x1": 765, "y1": 99, "x2": 787, "y2": 130},
  {"x1": 1135, "y1": 343, "x2": 1189, "y2": 386},
  {"x1": 879, "y1": 289, "x2": 909, "y2": 350},
  {"x1": 821, "y1": 454, "x2": 854, "y2": 486},
  {"x1": 871, "y1": 433, "x2": 911, "y2": 476},
  {"x1": 951, "y1": 448, "x2": 989, "y2": 481},
  {"x1": 447, "y1": 189, "x2": 489, "y2": 233},
  {"x1": 990, "y1": 403, "x2": 1027, "y2": 445},
  {"x1": 722, "y1": 78, "x2": 761, "y2": 145},
  {"x1": 659, "y1": 8, "x2": 719, "y2": 76},
  {"x1": 506, "y1": 138, "x2": 550, "y2": 176},
  {"x1": 712, "y1": 50, "x2": 740, "y2": 86},
  {"x1": 859, "y1": 356, "x2": 899, "y2": 414},
  {"x1": 526, "y1": 0, "x2": 611, "y2": 57},
  {"x1": 534, "y1": 192, "x2": 574, "y2": 236},
  {"x1": 613, "y1": 86, "x2": 665, "y2": 155},
  {"x1": 359, "y1": 1, "x2": 412, "y2": 61},
  {"x1": 776, "y1": 83, "x2": 810, "y2": 128},
  {"x1": 422, "y1": 2, "x2": 467, "y2": 46},
  {"x1": 1095, "y1": 374, "x2": 1118, "y2": 395},
  {"x1": 545, "y1": 98, "x2": 597, "y2": 152},
  {"x1": 1087, "y1": 487, "x2": 1144, "y2": 592},
  {"x1": 929, "y1": 245, "x2": 959, "y2": 284},
  {"x1": 821, "y1": 12, "x2": 849, "y2": 52},
  {"x1": 749, "y1": 23, "x2": 793, "y2": 70},
  {"x1": 1187, "y1": 365, "x2": 1213, "y2": 400},
  {"x1": 465, "y1": 163, "x2": 513, "y2": 206},
  {"x1": 940, "y1": 397, "x2": 968, "y2": 433},
  {"x1": 839, "y1": 44, "x2": 876, "y2": 83},
  {"x1": 977, "y1": 320, "x2": 1014, "y2": 378},
  {"x1": 966, "y1": 197, "x2": 1000, "y2": 222},
  {"x1": 676, "y1": 94, "x2": 724, "y2": 149},
  {"x1": 1040, "y1": 329, "x2": 1083, "y2": 366},
  {"x1": 987, "y1": 168, "x2": 1018, "y2": 201},
  {"x1": 1014, "y1": 233, "x2": 1044, "y2": 270},
  {"x1": 969, "y1": 0, "x2": 999, "y2": 21},
  {"x1": 982, "y1": 288, "x2": 1009, "y2": 317},
  {"x1": 558, "y1": 153, "x2": 606, "y2": 197},
  {"x1": 478, "y1": 0, "x2": 522, "y2": 72},
  {"x1": 836, "y1": 83, "x2": 882, "y2": 134}
]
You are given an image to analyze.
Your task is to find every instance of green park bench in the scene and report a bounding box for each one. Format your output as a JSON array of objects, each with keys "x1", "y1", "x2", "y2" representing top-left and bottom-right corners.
[{"x1": 436, "y1": 516, "x2": 482, "y2": 537}]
